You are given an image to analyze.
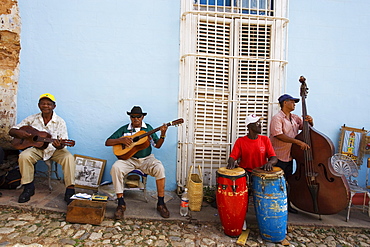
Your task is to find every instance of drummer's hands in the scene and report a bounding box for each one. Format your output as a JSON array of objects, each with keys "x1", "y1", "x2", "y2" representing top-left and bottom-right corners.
[
  {"x1": 261, "y1": 156, "x2": 278, "y2": 171},
  {"x1": 227, "y1": 157, "x2": 236, "y2": 169},
  {"x1": 261, "y1": 163, "x2": 273, "y2": 171}
]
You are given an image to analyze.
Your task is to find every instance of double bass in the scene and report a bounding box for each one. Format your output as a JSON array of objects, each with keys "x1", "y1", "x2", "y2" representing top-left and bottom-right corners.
[{"x1": 288, "y1": 76, "x2": 350, "y2": 215}]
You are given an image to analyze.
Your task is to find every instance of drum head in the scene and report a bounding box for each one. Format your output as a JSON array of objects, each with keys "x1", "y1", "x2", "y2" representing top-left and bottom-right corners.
[
  {"x1": 252, "y1": 166, "x2": 284, "y2": 178},
  {"x1": 217, "y1": 167, "x2": 245, "y2": 176}
]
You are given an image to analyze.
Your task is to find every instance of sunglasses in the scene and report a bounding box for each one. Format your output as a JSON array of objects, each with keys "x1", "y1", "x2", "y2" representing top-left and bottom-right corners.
[{"x1": 130, "y1": 115, "x2": 142, "y2": 118}]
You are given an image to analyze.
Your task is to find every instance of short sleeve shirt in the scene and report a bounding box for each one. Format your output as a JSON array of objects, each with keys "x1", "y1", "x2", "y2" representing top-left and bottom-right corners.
[
  {"x1": 107, "y1": 122, "x2": 159, "y2": 158},
  {"x1": 269, "y1": 110, "x2": 303, "y2": 162},
  {"x1": 229, "y1": 135, "x2": 276, "y2": 173},
  {"x1": 13, "y1": 112, "x2": 69, "y2": 160}
]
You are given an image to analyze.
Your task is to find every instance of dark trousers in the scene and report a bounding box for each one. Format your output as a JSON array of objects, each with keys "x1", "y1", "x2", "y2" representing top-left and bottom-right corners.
[{"x1": 275, "y1": 160, "x2": 295, "y2": 208}]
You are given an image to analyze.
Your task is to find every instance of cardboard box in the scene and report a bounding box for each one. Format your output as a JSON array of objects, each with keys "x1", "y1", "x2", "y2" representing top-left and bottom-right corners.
[{"x1": 66, "y1": 200, "x2": 107, "y2": 225}]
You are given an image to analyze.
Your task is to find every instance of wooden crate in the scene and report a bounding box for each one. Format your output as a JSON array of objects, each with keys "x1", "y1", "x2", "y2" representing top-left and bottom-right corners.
[{"x1": 66, "y1": 200, "x2": 107, "y2": 225}]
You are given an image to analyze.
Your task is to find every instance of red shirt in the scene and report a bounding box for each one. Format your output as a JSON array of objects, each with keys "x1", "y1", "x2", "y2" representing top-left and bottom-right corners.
[{"x1": 229, "y1": 135, "x2": 276, "y2": 172}]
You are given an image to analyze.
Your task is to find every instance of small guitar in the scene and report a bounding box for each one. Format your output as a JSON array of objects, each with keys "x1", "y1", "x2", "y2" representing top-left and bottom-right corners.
[
  {"x1": 113, "y1": 118, "x2": 184, "y2": 160},
  {"x1": 11, "y1": 125, "x2": 75, "y2": 150}
]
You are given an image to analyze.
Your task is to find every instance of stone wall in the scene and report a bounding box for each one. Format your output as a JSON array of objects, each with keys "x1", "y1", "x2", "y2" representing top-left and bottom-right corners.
[{"x1": 0, "y1": 0, "x2": 20, "y2": 149}]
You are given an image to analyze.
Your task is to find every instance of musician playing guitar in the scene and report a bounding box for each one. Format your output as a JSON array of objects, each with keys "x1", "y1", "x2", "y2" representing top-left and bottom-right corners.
[
  {"x1": 8, "y1": 93, "x2": 76, "y2": 205},
  {"x1": 105, "y1": 106, "x2": 170, "y2": 220}
]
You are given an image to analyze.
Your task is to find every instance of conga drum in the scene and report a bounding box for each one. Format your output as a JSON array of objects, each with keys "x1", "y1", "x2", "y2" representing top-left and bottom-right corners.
[
  {"x1": 216, "y1": 167, "x2": 248, "y2": 237},
  {"x1": 252, "y1": 167, "x2": 287, "y2": 242}
]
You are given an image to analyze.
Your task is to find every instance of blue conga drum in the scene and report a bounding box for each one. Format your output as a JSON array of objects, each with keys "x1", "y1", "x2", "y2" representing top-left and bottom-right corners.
[{"x1": 252, "y1": 167, "x2": 287, "y2": 242}]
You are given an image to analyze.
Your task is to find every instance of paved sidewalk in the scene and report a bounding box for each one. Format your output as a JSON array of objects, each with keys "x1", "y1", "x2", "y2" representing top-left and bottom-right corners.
[{"x1": 0, "y1": 176, "x2": 369, "y2": 246}]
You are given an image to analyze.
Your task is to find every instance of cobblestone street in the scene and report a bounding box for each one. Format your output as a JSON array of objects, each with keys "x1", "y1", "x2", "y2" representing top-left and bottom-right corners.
[{"x1": 1, "y1": 206, "x2": 370, "y2": 247}]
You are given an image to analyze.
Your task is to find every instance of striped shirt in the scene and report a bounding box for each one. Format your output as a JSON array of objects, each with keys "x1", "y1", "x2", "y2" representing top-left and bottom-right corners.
[{"x1": 269, "y1": 110, "x2": 303, "y2": 162}]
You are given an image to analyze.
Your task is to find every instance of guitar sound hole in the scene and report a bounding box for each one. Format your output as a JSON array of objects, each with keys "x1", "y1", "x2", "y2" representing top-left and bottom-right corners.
[
  {"x1": 133, "y1": 137, "x2": 140, "y2": 142},
  {"x1": 32, "y1": 136, "x2": 39, "y2": 142}
]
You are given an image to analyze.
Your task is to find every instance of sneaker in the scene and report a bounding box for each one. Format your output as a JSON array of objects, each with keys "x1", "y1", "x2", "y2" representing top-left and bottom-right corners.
[
  {"x1": 18, "y1": 188, "x2": 35, "y2": 203},
  {"x1": 242, "y1": 220, "x2": 247, "y2": 231},
  {"x1": 114, "y1": 205, "x2": 126, "y2": 220},
  {"x1": 157, "y1": 204, "x2": 170, "y2": 218}
]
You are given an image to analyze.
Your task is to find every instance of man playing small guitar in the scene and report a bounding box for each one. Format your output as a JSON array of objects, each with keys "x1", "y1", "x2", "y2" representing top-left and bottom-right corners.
[
  {"x1": 8, "y1": 93, "x2": 76, "y2": 204},
  {"x1": 105, "y1": 106, "x2": 170, "y2": 219}
]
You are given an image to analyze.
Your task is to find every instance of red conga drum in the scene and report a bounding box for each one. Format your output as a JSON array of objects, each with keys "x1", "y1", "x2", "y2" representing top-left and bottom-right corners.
[{"x1": 216, "y1": 167, "x2": 248, "y2": 237}]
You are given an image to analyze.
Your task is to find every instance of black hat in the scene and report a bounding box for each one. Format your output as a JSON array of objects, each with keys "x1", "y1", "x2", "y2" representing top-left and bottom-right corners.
[{"x1": 127, "y1": 106, "x2": 147, "y2": 116}]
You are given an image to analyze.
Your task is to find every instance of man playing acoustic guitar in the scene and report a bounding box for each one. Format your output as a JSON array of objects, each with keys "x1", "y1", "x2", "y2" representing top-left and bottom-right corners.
[
  {"x1": 105, "y1": 106, "x2": 170, "y2": 219},
  {"x1": 9, "y1": 93, "x2": 76, "y2": 204}
]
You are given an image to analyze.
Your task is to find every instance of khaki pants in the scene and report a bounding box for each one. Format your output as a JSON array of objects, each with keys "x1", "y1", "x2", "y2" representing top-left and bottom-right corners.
[
  {"x1": 110, "y1": 154, "x2": 165, "y2": 194},
  {"x1": 18, "y1": 147, "x2": 76, "y2": 187}
]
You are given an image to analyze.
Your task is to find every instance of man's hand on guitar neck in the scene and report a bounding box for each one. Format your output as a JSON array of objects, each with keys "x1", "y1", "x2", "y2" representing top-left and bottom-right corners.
[
  {"x1": 52, "y1": 139, "x2": 65, "y2": 149},
  {"x1": 160, "y1": 124, "x2": 168, "y2": 137},
  {"x1": 155, "y1": 124, "x2": 168, "y2": 149}
]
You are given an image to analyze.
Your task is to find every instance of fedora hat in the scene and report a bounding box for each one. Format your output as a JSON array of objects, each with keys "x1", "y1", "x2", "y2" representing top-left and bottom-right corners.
[{"x1": 127, "y1": 106, "x2": 147, "y2": 116}]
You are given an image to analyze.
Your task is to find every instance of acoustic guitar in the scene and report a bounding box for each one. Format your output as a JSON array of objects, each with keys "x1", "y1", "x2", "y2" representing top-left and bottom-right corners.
[
  {"x1": 113, "y1": 118, "x2": 184, "y2": 160},
  {"x1": 11, "y1": 125, "x2": 75, "y2": 150}
]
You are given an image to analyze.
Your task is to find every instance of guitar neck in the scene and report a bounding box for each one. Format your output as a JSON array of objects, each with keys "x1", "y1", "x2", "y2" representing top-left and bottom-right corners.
[{"x1": 136, "y1": 123, "x2": 171, "y2": 140}]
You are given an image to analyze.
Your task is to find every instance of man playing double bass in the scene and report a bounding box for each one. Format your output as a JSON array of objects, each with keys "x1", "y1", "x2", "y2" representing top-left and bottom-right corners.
[
  {"x1": 105, "y1": 106, "x2": 170, "y2": 220},
  {"x1": 269, "y1": 94, "x2": 314, "y2": 214}
]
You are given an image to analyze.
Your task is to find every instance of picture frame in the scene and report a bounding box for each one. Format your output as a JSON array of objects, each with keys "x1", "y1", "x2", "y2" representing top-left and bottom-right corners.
[
  {"x1": 338, "y1": 126, "x2": 368, "y2": 166},
  {"x1": 74, "y1": 154, "x2": 106, "y2": 190}
]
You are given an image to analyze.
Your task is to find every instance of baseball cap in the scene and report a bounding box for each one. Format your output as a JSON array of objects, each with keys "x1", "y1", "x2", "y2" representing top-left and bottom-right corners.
[
  {"x1": 246, "y1": 114, "x2": 262, "y2": 126},
  {"x1": 39, "y1": 93, "x2": 56, "y2": 103},
  {"x1": 278, "y1": 94, "x2": 299, "y2": 103}
]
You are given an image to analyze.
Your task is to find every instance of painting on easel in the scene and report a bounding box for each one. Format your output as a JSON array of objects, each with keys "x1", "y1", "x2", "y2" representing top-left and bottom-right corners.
[{"x1": 338, "y1": 126, "x2": 368, "y2": 166}]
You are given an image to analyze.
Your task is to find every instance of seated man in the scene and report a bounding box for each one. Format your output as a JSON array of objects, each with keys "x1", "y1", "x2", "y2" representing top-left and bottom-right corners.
[
  {"x1": 8, "y1": 93, "x2": 76, "y2": 204},
  {"x1": 227, "y1": 114, "x2": 277, "y2": 173},
  {"x1": 227, "y1": 114, "x2": 277, "y2": 229},
  {"x1": 105, "y1": 106, "x2": 169, "y2": 219}
]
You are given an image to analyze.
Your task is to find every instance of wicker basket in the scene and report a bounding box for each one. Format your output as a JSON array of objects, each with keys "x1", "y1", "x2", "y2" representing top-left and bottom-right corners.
[{"x1": 187, "y1": 165, "x2": 203, "y2": 211}]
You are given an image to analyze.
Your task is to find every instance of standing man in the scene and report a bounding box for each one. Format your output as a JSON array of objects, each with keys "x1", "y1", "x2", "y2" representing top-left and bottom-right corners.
[
  {"x1": 105, "y1": 106, "x2": 169, "y2": 220},
  {"x1": 269, "y1": 94, "x2": 313, "y2": 213},
  {"x1": 227, "y1": 114, "x2": 277, "y2": 174},
  {"x1": 9, "y1": 93, "x2": 76, "y2": 204}
]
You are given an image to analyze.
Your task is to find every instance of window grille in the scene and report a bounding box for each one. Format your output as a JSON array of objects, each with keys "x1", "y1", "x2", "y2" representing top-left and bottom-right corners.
[
  {"x1": 194, "y1": 0, "x2": 274, "y2": 16},
  {"x1": 178, "y1": 0, "x2": 288, "y2": 188}
]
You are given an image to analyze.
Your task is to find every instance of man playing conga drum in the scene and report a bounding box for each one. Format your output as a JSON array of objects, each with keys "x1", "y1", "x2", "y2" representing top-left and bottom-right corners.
[
  {"x1": 227, "y1": 114, "x2": 277, "y2": 174},
  {"x1": 227, "y1": 114, "x2": 277, "y2": 229}
]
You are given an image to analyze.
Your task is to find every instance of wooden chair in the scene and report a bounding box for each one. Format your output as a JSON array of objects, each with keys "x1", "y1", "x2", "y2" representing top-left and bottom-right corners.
[
  {"x1": 123, "y1": 169, "x2": 148, "y2": 202},
  {"x1": 331, "y1": 153, "x2": 370, "y2": 221}
]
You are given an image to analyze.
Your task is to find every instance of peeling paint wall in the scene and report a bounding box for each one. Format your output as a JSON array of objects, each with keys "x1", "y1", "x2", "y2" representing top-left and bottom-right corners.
[{"x1": 0, "y1": 0, "x2": 20, "y2": 149}]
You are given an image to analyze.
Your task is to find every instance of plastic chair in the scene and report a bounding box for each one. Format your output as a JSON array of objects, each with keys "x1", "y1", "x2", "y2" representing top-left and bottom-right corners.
[
  {"x1": 331, "y1": 153, "x2": 370, "y2": 221},
  {"x1": 36, "y1": 160, "x2": 60, "y2": 191},
  {"x1": 123, "y1": 169, "x2": 148, "y2": 202}
]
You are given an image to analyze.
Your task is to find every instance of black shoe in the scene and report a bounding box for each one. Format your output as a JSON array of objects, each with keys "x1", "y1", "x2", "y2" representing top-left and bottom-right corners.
[
  {"x1": 64, "y1": 189, "x2": 75, "y2": 205},
  {"x1": 288, "y1": 205, "x2": 298, "y2": 214},
  {"x1": 18, "y1": 188, "x2": 35, "y2": 203}
]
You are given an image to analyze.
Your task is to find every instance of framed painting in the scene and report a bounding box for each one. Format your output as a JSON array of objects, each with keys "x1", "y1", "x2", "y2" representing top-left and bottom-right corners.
[
  {"x1": 338, "y1": 126, "x2": 368, "y2": 166},
  {"x1": 74, "y1": 154, "x2": 106, "y2": 190}
]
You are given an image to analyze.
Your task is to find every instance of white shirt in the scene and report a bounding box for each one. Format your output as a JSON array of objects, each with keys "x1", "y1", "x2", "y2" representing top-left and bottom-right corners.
[{"x1": 13, "y1": 112, "x2": 69, "y2": 160}]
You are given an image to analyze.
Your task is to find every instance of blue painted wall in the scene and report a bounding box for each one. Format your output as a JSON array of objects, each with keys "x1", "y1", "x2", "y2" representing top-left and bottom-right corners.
[
  {"x1": 16, "y1": 0, "x2": 370, "y2": 189},
  {"x1": 17, "y1": 0, "x2": 181, "y2": 191},
  {"x1": 287, "y1": 0, "x2": 370, "y2": 185}
]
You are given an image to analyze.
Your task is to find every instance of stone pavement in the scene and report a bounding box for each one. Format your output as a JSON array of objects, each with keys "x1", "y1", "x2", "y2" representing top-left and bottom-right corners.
[{"x1": 0, "y1": 176, "x2": 369, "y2": 246}]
